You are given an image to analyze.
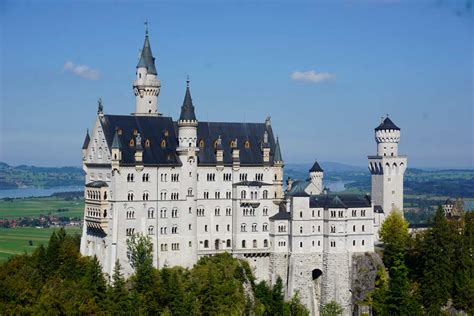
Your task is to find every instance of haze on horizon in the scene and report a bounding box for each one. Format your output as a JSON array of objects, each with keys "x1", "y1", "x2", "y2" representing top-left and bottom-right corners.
[{"x1": 0, "y1": 0, "x2": 472, "y2": 169}]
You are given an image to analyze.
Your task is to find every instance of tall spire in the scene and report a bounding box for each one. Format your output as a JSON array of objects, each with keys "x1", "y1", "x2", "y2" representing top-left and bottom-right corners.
[
  {"x1": 82, "y1": 129, "x2": 90, "y2": 149},
  {"x1": 112, "y1": 128, "x2": 122, "y2": 149},
  {"x1": 136, "y1": 26, "x2": 157, "y2": 75},
  {"x1": 179, "y1": 78, "x2": 197, "y2": 121},
  {"x1": 274, "y1": 137, "x2": 283, "y2": 162}
]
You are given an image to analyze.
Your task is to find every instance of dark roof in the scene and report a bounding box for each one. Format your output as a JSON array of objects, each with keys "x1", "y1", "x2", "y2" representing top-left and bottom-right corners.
[
  {"x1": 310, "y1": 194, "x2": 371, "y2": 209},
  {"x1": 193, "y1": 121, "x2": 278, "y2": 166},
  {"x1": 270, "y1": 203, "x2": 291, "y2": 220},
  {"x1": 444, "y1": 198, "x2": 454, "y2": 205},
  {"x1": 179, "y1": 84, "x2": 197, "y2": 121},
  {"x1": 101, "y1": 115, "x2": 278, "y2": 167},
  {"x1": 375, "y1": 117, "x2": 400, "y2": 131},
  {"x1": 82, "y1": 130, "x2": 90, "y2": 149},
  {"x1": 136, "y1": 34, "x2": 157, "y2": 75},
  {"x1": 374, "y1": 205, "x2": 384, "y2": 213},
  {"x1": 100, "y1": 115, "x2": 180, "y2": 166},
  {"x1": 274, "y1": 137, "x2": 283, "y2": 162},
  {"x1": 86, "y1": 181, "x2": 108, "y2": 188},
  {"x1": 309, "y1": 161, "x2": 323, "y2": 172}
]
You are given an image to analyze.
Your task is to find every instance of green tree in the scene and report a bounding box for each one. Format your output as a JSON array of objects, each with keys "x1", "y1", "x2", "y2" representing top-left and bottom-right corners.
[
  {"x1": 421, "y1": 206, "x2": 457, "y2": 314},
  {"x1": 126, "y1": 233, "x2": 154, "y2": 294},
  {"x1": 107, "y1": 260, "x2": 132, "y2": 314},
  {"x1": 271, "y1": 276, "x2": 285, "y2": 315},
  {"x1": 370, "y1": 267, "x2": 388, "y2": 315},
  {"x1": 320, "y1": 300, "x2": 343, "y2": 316},
  {"x1": 379, "y1": 209, "x2": 409, "y2": 269},
  {"x1": 284, "y1": 292, "x2": 309, "y2": 316},
  {"x1": 452, "y1": 212, "x2": 474, "y2": 314}
]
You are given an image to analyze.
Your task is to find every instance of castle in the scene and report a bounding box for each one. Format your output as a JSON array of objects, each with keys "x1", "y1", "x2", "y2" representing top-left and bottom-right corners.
[{"x1": 80, "y1": 30, "x2": 407, "y2": 315}]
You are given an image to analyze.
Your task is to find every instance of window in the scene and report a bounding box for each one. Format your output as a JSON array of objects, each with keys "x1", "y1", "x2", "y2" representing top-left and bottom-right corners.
[
  {"x1": 171, "y1": 174, "x2": 179, "y2": 182},
  {"x1": 362, "y1": 240, "x2": 365, "y2": 246},
  {"x1": 199, "y1": 139, "x2": 205, "y2": 148},
  {"x1": 143, "y1": 192, "x2": 149, "y2": 201},
  {"x1": 204, "y1": 225, "x2": 208, "y2": 232},
  {"x1": 353, "y1": 225, "x2": 356, "y2": 232},
  {"x1": 330, "y1": 241, "x2": 336, "y2": 247},
  {"x1": 160, "y1": 139, "x2": 166, "y2": 148},
  {"x1": 148, "y1": 209, "x2": 155, "y2": 219},
  {"x1": 197, "y1": 208, "x2": 205, "y2": 216},
  {"x1": 278, "y1": 225, "x2": 286, "y2": 232},
  {"x1": 204, "y1": 191, "x2": 209, "y2": 199},
  {"x1": 215, "y1": 191, "x2": 220, "y2": 199},
  {"x1": 352, "y1": 210, "x2": 356, "y2": 217},
  {"x1": 263, "y1": 223, "x2": 268, "y2": 232},
  {"x1": 160, "y1": 209, "x2": 167, "y2": 218},
  {"x1": 226, "y1": 239, "x2": 231, "y2": 247},
  {"x1": 171, "y1": 243, "x2": 180, "y2": 251},
  {"x1": 252, "y1": 223, "x2": 257, "y2": 232},
  {"x1": 126, "y1": 228, "x2": 135, "y2": 236},
  {"x1": 215, "y1": 208, "x2": 220, "y2": 216},
  {"x1": 172, "y1": 209, "x2": 178, "y2": 218},
  {"x1": 227, "y1": 224, "x2": 230, "y2": 231},
  {"x1": 330, "y1": 210, "x2": 336, "y2": 218},
  {"x1": 172, "y1": 226, "x2": 178, "y2": 234},
  {"x1": 188, "y1": 188, "x2": 193, "y2": 196},
  {"x1": 330, "y1": 226, "x2": 336, "y2": 233},
  {"x1": 242, "y1": 240, "x2": 246, "y2": 248},
  {"x1": 241, "y1": 190, "x2": 246, "y2": 199},
  {"x1": 263, "y1": 190, "x2": 268, "y2": 199},
  {"x1": 226, "y1": 191, "x2": 231, "y2": 199},
  {"x1": 264, "y1": 239, "x2": 268, "y2": 247},
  {"x1": 362, "y1": 225, "x2": 365, "y2": 232},
  {"x1": 226, "y1": 207, "x2": 232, "y2": 216},
  {"x1": 241, "y1": 224, "x2": 246, "y2": 232},
  {"x1": 244, "y1": 140, "x2": 250, "y2": 148},
  {"x1": 300, "y1": 242, "x2": 303, "y2": 248},
  {"x1": 300, "y1": 226, "x2": 303, "y2": 234},
  {"x1": 263, "y1": 208, "x2": 268, "y2": 216},
  {"x1": 160, "y1": 244, "x2": 168, "y2": 251},
  {"x1": 127, "y1": 173, "x2": 134, "y2": 182},
  {"x1": 129, "y1": 139, "x2": 134, "y2": 147},
  {"x1": 361, "y1": 210, "x2": 366, "y2": 217},
  {"x1": 145, "y1": 139, "x2": 150, "y2": 148},
  {"x1": 142, "y1": 173, "x2": 149, "y2": 182},
  {"x1": 127, "y1": 193, "x2": 134, "y2": 201},
  {"x1": 148, "y1": 226, "x2": 155, "y2": 235},
  {"x1": 204, "y1": 240, "x2": 209, "y2": 248},
  {"x1": 338, "y1": 210, "x2": 344, "y2": 218},
  {"x1": 253, "y1": 239, "x2": 257, "y2": 248},
  {"x1": 300, "y1": 211, "x2": 303, "y2": 218},
  {"x1": 353, "y1": 240, "x2": 356, "y2": 246}
]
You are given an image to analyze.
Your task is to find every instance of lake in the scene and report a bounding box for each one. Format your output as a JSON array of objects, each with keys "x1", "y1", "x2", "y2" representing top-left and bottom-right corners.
[{"x1": 0, "y1": 186, "x2": 83, "y2": 199}]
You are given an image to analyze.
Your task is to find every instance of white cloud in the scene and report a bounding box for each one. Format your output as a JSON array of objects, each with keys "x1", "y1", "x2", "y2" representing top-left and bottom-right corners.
[
  {"x1": 63, "y1": 61, "x2": 100, "y2": 80},
  {"x1": 290, "y1": 70, "x2": 336, "y2": 84}
]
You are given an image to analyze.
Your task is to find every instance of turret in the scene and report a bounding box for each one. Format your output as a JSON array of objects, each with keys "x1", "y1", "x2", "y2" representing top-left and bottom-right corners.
[
  {"x1": 82, "y1": 129, "x2": 90, "y2": 160},
  {"x1": 262, "y1": 130, "x2": 271, "y2": 166},
  {"x1": 273, "y1": 137, "x2": 284, "y2": 200},
  {"x1": 309, "y1": 160, "x2": 324, "y2": 193},
  {"x1": 216, "y1": 135, "x2": 224, "y2": 169},
  {"x1": 133, "y1": 27, "x2": 161, "y2": 116},
  {"x1": 111, "y1": 128, "x2": 122, "y2": 170},
  {"x1": 177, "y1": 78, "x2": 198, "y2": 154},
  {"x1": 375, "y1": 116, "x2": 400, "y2": 157}
]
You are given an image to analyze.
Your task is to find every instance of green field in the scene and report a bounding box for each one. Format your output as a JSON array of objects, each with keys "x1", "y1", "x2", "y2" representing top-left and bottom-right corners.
[
  {"x1": 0, "y1": 197, "x2": 84, "y2": 219},
  {"x1": 0, "y1": 226, "x2": 82, "y2": 262}
]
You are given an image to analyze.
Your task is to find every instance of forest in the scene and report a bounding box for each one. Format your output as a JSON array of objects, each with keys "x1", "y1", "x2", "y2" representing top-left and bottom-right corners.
[{"x1": 0, "y1": 208, "x2": 472, "y2": 315}]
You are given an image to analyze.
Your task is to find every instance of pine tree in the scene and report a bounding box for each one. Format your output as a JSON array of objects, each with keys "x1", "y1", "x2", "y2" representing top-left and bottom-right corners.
[
  {"x1": 271, "y1": 276, "x2": 285, "y2": 315},
  {"x1": 107, "y1": 260, "x2": 132, "y2": 314},
  {"x1": 82, "y1": 255, "x2": 107, "y2": 306},
  {"x1": 452, "y1": 211, "x2": 474, "y2": 314},
  {"x1": 421, "y1": 206, "x2": 456, "y2": 314}
]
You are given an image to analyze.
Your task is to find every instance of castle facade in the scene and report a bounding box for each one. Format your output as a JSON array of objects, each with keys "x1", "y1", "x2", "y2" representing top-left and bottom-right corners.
[{"x1": 80, "y1": 31, "x2": 407, "y2": 315}]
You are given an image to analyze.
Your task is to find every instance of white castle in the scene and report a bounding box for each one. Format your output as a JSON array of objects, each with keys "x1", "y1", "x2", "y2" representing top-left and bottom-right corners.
[{"x1": 80, "y1": 30, "x2": 407, "y2": 315}]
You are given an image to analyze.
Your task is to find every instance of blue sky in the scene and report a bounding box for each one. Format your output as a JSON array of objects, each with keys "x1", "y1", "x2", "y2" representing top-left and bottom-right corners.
[{"x1": 0, "y1": 0, "x2": 472, "y2": 168}]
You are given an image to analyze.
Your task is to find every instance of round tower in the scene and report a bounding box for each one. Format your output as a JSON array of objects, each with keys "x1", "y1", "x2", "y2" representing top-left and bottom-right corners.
[
  {"x1": 375, "y1": 116, "x2": 400, "y2": 157},
  {"x1": 133, "y1": 28, "x2": 161, "y2": 116}
]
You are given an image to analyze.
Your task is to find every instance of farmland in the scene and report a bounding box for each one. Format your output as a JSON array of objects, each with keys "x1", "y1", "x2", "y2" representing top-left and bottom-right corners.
[{"x1": 0, "y1": 196, "x2": 84, "y2": 219}]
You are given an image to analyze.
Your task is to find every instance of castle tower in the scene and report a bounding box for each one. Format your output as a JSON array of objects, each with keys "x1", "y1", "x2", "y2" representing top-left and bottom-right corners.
[
  {"x1": 133, "y1": 27, "x2": 161, "y2": 116},
  {"x1": 273, "y1": 137, "x2": 284, "y2": 200},
  {"x1": 309, "y1": 160, "x2": 324, "y2": 195},
  {"x1": 368, "y1": 116, "x2": 407, "y2": 220},
  {"x1": 177, "y1": 78, "x2": 199, "y2": 265}
]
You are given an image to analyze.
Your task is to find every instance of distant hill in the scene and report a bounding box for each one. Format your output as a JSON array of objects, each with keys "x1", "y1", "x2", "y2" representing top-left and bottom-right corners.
[{"x1": 0, "y1": 162, "x2": 84, "y2": 190}]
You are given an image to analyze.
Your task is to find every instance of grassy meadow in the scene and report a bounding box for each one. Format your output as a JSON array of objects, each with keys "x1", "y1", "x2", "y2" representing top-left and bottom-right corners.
[
  {"x1": 0, "y1": 226, "x2": 82, "y2": 262},
  {"x1": 0, "y1": 197, "x2": 84, "y2": 219}
]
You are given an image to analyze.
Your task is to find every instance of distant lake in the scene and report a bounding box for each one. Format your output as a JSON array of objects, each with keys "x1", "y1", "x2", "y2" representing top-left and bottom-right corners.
[{"x1": 0, "y1": 186, "x2": 83, "y2": 199}]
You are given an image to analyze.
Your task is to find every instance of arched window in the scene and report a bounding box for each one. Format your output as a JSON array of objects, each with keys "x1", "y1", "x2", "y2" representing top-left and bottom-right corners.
[
  {"x1": 226, "y1": 239, "x2": 231, "y2": 247},
  {"x1": 263, "y1": 190, "x2": 268, "y2": 199},
  {"x1": 148, "y1": 226, "x2": 155, "y2": 235},
  {"x1": 264, "y1": 239, "x2": 268, "y2": 247},
  {"x1": 230, "y1": 140, "x2": 236, "y2": 148},
  {"x1": 253, "y1": 239, "x2": 257, "y2": 248},
  {"x1": 244, "y1": 140, "x2": 250, "y2": 149},
  {"x1": 145, "y1": 139, "x2": 151, "y2": 148},
  {"x1": 133, "y1": 129, "x2": 138, "y2": 136},
  {"x1": 241, "y1": 190, "x2": 246, "y2": 199},
  {"x1": 199, "y1": 139, "x2": 205, "y2": 148},
  {"x1": 204, "y1": 240, "x2": 209, "y2": 248},
  {"x1": 241, "y1": 224, "x2": 246, "y2": 232},
  {"x1": 242, "y1": 240, "x2": 246, "y2": 248},
  {"x1": 160, "y1": 139, "x2": 166, "y2": 148},
  {"x1": 129, "y1": 138, "x2": 135, "y2": 147},
  {"x1": 103, "y1": 209, "x2": 107, "y2": 218},
  {"x1": 263, "y1": 223, "x2": 268, "y2": 231}
]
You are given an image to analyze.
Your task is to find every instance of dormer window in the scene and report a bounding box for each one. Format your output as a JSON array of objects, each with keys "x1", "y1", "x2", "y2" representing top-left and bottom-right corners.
[
  {"x1": 161, "y1": 139, "x2": 166, "y2": 148},
  {"x1": 244, "y1": 140, "x2": 250, "y2": 149},
  {"x1": 199, "y1": 139, "x2": 205, "y2": 148},
  {"x1": 145, "y1": 139, "x2": 151, "y2": 148},
  {"x1": 214, "y1": 140, "x2": 218, "y2": 148},
  {"x1": 133, "y1": 129, "x2": 138, "y2": 136},
  {"x1": 230, "y1": 140, "x2": 237, "y2": 148},
  {"x1": 129, "y1": 139, "x2": 135, "y2": 147},
  {"x1": 163, "y1": 130, "x2": 169, "y2": 137},
  {"x1": 117, "y1": 129, "x2": 122, "y2": 135}
]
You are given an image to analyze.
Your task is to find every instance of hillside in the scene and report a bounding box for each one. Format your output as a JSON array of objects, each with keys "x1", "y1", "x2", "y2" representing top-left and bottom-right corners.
[{"x1": 0, "y1": 162, "x2": 84, "y2": 190}]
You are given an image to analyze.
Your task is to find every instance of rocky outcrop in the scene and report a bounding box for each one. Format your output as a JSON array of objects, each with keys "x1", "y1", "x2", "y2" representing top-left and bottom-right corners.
[{"x1": 351, "y1": 252, "x2": 384, "y2": 313}]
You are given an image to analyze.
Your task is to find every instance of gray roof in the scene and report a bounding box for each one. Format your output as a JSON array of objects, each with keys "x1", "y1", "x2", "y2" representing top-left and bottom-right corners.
[
  {"x1": 270, "y1": 203, "x2": 291, "y2": 220},
  {"x1": 310, "y1": 194, "x2": 371, "y2": 209},
  {"x1": 287, "y1": 180, "x2": 310, "y2": 197},
  {"x1": 136, "y1": 34, "x2": 157, "y2": 75},
  {"x1": 374, "y1": 205, "x2": 384, "y2": 213},
  {"x1": 375, "y1": 117, "x2": 400, "y2": 131},
  {"x1": 233, "y1": 181, "x2": 272, "y2": 187},
  {"x1": 274, "y1": 137, "x2": 283, "y2": 162},
  {"x1": 309, "y1": 161, "x2": 323, "y2": 172},
  {"x1": 82, "y1": 130, "x2": 90, "y2": 149},
  {"x1": 85, "y1": 181, "x2": 108, "y2": 188},
  {"x1": 111, "y1": 129, "x2": 121, "y2": 149},
  {"x1": 100, "y1": 115, "x2": 278, "y2": 167},
  {"x1": 179, "y1": 84, "x2": 197, "y2": 121}
]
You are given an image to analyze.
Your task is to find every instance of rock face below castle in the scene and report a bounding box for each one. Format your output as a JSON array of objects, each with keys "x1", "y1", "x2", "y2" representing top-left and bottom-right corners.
[{"x1": 80, "y1": 30, "x2": 406, "y2": 315}]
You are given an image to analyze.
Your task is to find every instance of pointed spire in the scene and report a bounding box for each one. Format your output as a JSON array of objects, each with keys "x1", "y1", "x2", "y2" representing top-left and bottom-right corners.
[
  {"x1": 375, "y1": 115, "x2": 400, "y2": 131},
  {"x1": 274, "y1": 137, "x2": 283, "y2": 162},
  {"x1": 82, "y1": 129, "x2": 90, "y2": 149},
  {"x1": 112, "y1": 128, "x2": 122, "y2": 149},
  {"x1": 136, "y1": 26, "x2": 157, "y2": 75},
  {"x1": 179, "y1": 77, "x2": 197, "y2": 121},
  {"x1": 310, "y1": 160, "x2": 324, "y2": 173}
]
